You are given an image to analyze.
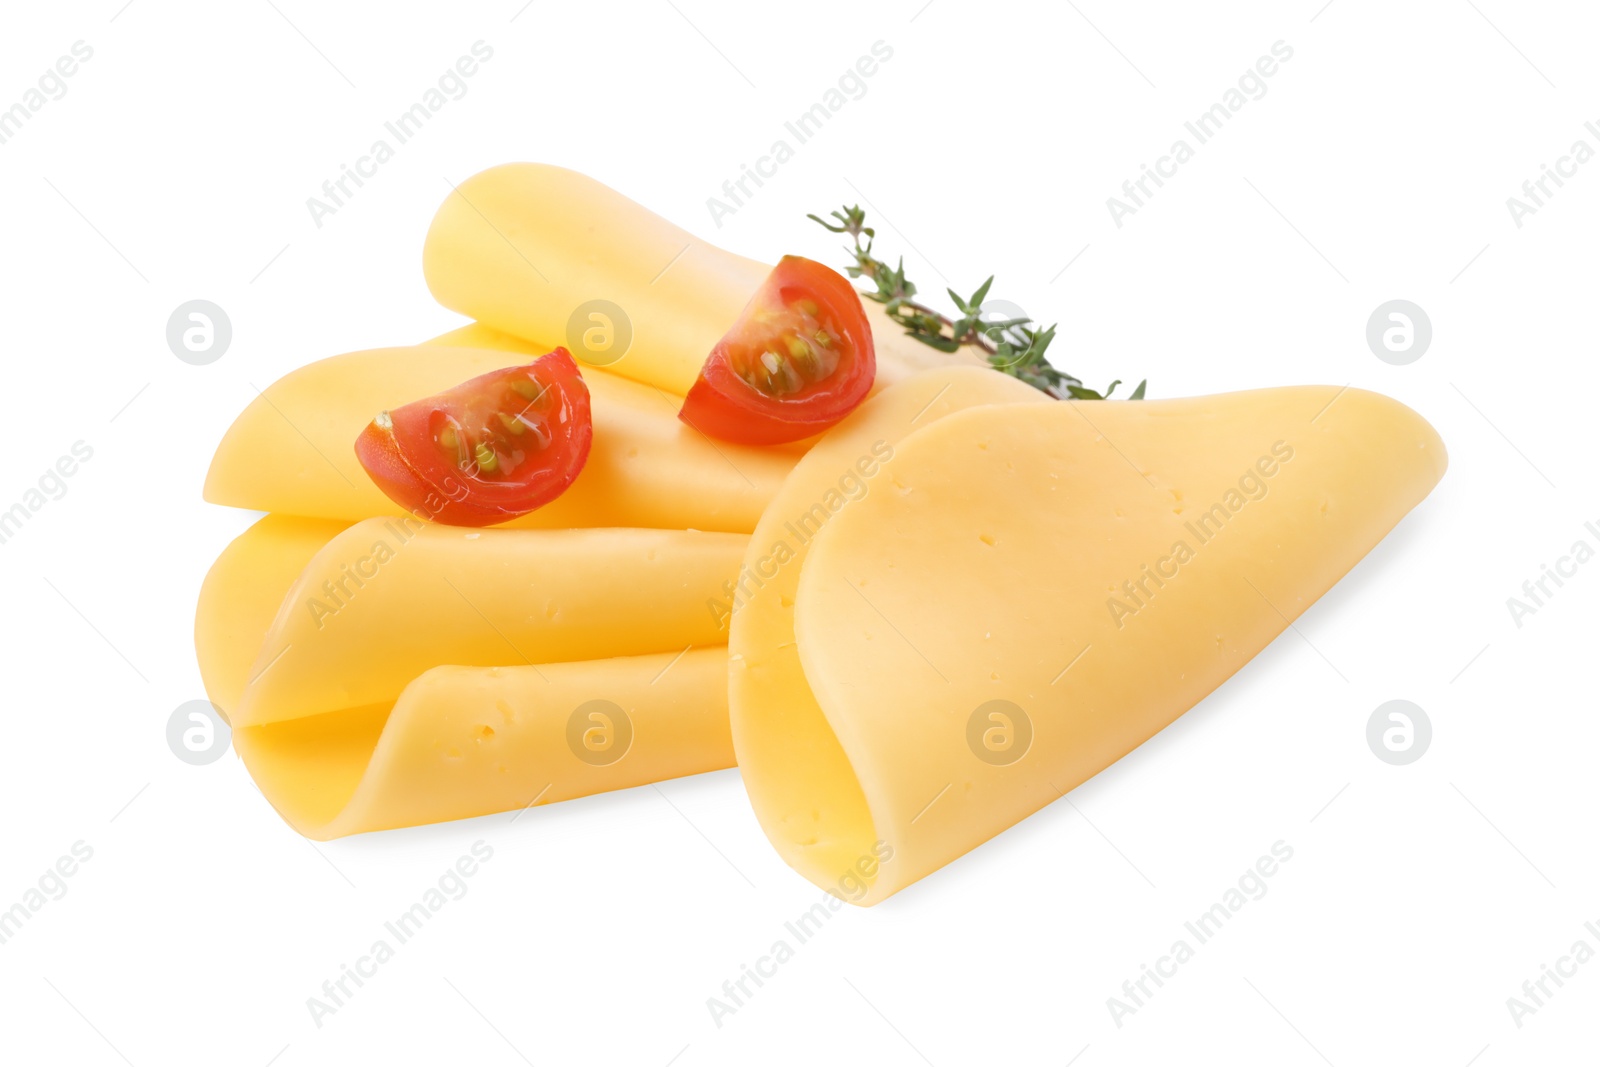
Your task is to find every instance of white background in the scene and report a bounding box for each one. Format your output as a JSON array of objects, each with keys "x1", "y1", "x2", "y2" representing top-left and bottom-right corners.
[{"x1": 1, "y1": 1, "x2": 1595, "y2": 1064}]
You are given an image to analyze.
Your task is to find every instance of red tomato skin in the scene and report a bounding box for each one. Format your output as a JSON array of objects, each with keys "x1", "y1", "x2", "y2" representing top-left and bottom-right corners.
[
  {"x1": 354, "y1": 420, "x2": 516, "y2": 526},
  {"x1": 679, "y1": 256, "x2": 875, "y2": 445},
  {"x1": 678, "y1": 375, "x2": 830, "y2": 446},
  {"x1": 354, "y1": 348, "x2": 593, "y2": 528}
]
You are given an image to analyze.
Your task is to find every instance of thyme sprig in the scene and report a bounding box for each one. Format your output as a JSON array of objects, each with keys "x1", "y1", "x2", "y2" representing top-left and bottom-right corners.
[{"x1": 807, "y1": 205, "x2": 1145, "y2": 401}]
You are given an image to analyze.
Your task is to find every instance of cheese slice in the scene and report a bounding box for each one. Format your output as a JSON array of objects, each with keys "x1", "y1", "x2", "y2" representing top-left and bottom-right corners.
[
  {"x1": 236, "y1": 649, "x2": 732, "y2": 839},
  {"x1": 758, "y1": 385, "x2": 1445, "y2": 904},
  {"x1": 424, "y1": 320, "x2": 546, "y2": 357},
  {"x1": 203, "y1": 344, "x2": 797, "y2": 532},
  {"x1": 235, "y1": 519, "x2": 741, "y2": 726},
  {"x1": 728, "y1": 367, "x2": 1050, "y2": 898},
  {"x1": 421, "y1": 163, "x2": 982, "y2": 396},
  {"x1": 195, "y1": 514, "x2": 353, "y2": 721},
  {"x1": 199, "y1": 515, "x2": 741, "y2": 838}
]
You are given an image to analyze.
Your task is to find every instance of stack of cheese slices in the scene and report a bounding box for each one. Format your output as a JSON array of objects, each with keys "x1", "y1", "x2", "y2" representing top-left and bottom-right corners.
[{"x1": 197, "y1": 163, "x2": 1447, "y2": 905}]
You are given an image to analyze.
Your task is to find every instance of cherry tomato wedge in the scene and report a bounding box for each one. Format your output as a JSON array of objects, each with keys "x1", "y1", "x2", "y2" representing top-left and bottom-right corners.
[
  {"x1": 354, "y1": 347, "x2": 592, "y2": 527},
  {"x1": 679, "y1": 255, "x2": 875, "y2": 445}
]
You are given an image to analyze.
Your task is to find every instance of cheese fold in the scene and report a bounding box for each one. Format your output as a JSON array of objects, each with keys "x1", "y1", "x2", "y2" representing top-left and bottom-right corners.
[
  {"x1": 235, "y1": 649, "x2": 732, "y2": 839},
  {"x1": 195, "y1": 514, "x2": 353, "y2": 720},
  {"x1": 421, "y1": 163, "x2": 982, "y2": 396},
  {"x1": 199, "y1": 516, "x2": 741, "y2": 839},
  {"x1": 203, "y1": 343, "x2": 797, "y2": 532},
  {"x1": 728, "y1": 367, "x2": 1049, "y2": 898},
  {"x1": 744, "y1": 384, "x2": 1446, "y2": 904}
]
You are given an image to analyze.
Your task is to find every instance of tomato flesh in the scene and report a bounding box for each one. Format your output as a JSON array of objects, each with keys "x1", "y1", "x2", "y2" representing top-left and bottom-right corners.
[
  {"x1": 355, "y1": 348, "x2": 592, "y2": 526},
  {"x1": 680, "y1": 256, "x2": 875, "y2": 445}
]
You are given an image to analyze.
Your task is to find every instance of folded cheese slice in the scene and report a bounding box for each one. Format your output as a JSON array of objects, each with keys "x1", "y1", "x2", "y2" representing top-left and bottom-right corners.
[
  {"x1": 201, "y1": 516, "x2": 741, "y2": 838},
  {"x1": 235, "y1": 649, "x2": 731, "y2": 839},
  {"x1": 236, "y1": 518, "x2": 741, "y2": 725},
  {"x1": 749, "y1": 384, "x2": 1446, "y2": 904},
  {"x1": 203, "y1": 343, "x2": 797, "y2": 532},
  {"x1": 195, "y1": 514, "x2": 353, "y2": 720},
  {"x1": 421, "y1": 163, "x2": 982, "y2": 396},
  {"x1": 728, "y1": 367, "x2": 1050, "y2": 898}
]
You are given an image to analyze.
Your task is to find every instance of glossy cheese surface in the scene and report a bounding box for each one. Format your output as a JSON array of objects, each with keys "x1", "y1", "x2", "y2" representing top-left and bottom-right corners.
[
  {"x1": 202, "y1": 344, "x2": 797, "y2": 532},
  {"x1": 421, "y1": 163, "x2": 980, "y2": 396},
  {"x1": 728, "y1": 367, "x2": 1049, "y2": 898},
  {"x1": 784, "y1": 386, "x2": 1446, "y2": 903},
  {"x1": 195, "y1": 514, "x2": 351, "y2": 720},
  {"x1": 198, "y1": 515, "x2": 740, "y2": 838},
  {"x1": 425, "y1": 163, "x2": 760, "y2": 395},
  {"x1": 235, "y1": 520, "x2": 742, "y2": 727},
  {"x1": 236, "y1": 648, "x2": 732, "y2": 839}
]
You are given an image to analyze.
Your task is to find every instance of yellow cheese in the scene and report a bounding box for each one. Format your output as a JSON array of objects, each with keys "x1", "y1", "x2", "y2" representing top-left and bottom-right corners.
[
  {"x1": 759, "y1": 386, "x2": 1445, "y2": 903},
  {"x1": 199, "y1": 515, "x2": 740, "y2": 838},
  {"x1": 421, "y1": 321, "x2": 816, "y2": 457},
  {"x1": 236, "y1": 648, "x2": 732, "y2": 839},
  {"x1": 235, "y1": 519, "x2": 742, "y2": 727},
  {"x1": 195, "y1": 514, "x2": 352, "y2": 720},
  {"x1": 728, "y1": 367, "x2": 1050, "y2": 897},
  {"x1": 421, "y1": 163, "x2": 981, "y2": 396},
  {"x1": 424, "y1": 320, "x2": 546, "y2": 357},
  {"x1": 203, "y1": 345, "x2": 798, "y2": 532}
]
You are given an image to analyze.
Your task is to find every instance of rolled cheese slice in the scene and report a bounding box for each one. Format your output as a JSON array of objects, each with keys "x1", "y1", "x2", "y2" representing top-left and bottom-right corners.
[
  {"x1": 424, "y1": 320, "x2": 545, "y2": 357},
  {"x1": 236, "y1": 519, "x2": 740, "y2": 726},
  {"x1": 236, "y1": 649, "x2": 731, "y2": 839},
  {"x1": 201, "y1": 517, "x2": 741, "y2": 838},
  {"x1": 757, "y1": 385, "x2": 1446, "y2": 904},
  {"x1": 421, "y1": 163, "x2": 981, "y2": 396},
  {"x1": 728, "y1": 366, "x2": 1050, "y2": 899},
  {"x1": 203, "y1": 344, "x2": 798, "y2": 532},
  {"x1": 195, "y1": 514, "x2": 353, "y2": 720}
]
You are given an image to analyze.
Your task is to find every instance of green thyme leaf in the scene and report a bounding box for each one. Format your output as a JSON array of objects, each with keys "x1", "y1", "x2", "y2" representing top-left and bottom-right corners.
[{"x1": 808, "y1": 206, "x2": 1144, "y2": 400}]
